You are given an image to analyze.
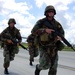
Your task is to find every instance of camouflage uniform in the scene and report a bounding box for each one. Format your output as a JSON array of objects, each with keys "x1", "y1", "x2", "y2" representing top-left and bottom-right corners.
[
  {"x1": 31, "y1": 5, "x2": 64, "y2": 75},
  {"x1": 1, "y1": 27, "x2": 22, "y2": 67},
  {"x1": 27, "y1": 34, "x2": 39, "y2": 65},
  {"x1": 1, "y1": 18, "x2": 22, "y2": 74}
]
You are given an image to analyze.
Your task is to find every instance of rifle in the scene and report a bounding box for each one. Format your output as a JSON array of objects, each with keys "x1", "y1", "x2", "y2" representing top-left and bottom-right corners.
[
  {"x1": 3, "y1": 34, "x2": 27, "y2": 50},
  {"x1": 43, "y1": 20, "x2": 75, "y2": 51}
]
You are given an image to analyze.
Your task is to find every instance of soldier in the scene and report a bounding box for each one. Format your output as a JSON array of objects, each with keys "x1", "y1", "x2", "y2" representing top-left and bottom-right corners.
[
  {"x1": 31, "y1": 5, "x2": 65, "y2": 75},
  {"x1": 1, "y1": 18, "x2": 22, "y2": 74},
  {"x1": 27, "y1": 33, "x2": 39, "y2": 66}
]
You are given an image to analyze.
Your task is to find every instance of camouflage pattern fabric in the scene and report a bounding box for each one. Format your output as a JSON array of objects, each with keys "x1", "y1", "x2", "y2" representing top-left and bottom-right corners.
[
  {"x1": 48, "y1": 55, "x2": 58, "y2": 75},
  {"x1": 27, "y1": 34, "x2": 39, "y2": 61},
  {"x1": 31, "y1": 18, "x2": 64, "y2": 75},
  {"x1": 1, "y1": 27, "x2": 22, "y2": 68},
  {"x1": 29, "y1": 45, "x2": 38, "y2": 61},
  {"x1": 3, "y1": 45, "x2": 19, "y2": 68},
  {"x1": 37, "y1": 44, "x2": 57, "y2": 69}
]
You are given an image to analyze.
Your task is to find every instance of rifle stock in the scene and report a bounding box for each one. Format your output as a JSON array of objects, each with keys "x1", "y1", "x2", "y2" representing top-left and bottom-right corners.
[{"x1": 43, "y1": 21, "x2": 75, "y2": 51}]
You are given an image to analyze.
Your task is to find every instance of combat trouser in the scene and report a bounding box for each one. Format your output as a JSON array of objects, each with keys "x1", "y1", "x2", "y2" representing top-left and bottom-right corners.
[
  {"x1": 3, "y1": 45, "x2": 19, "y2": 74},
  {"x1": 48, "y1": 55, "x2": 58, "y2": 75},
  {"x1": 35, "y1": 46, "x2": 58, "y2": 75},
  {"x1": 29, "y1": 47, "x2": 34, "y2": 65},
  {"x1": 3, "y1": 57, "x2": 10, "y2": 68},
  {"x1": 3, "y1": 50, "x2": 15, "y2": 68},
  {"x1": 29, "y1": 46, "x2": 39, "y2": 65}
]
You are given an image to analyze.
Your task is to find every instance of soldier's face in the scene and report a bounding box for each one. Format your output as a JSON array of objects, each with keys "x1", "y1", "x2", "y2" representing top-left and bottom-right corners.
[
  {"x1": 47, "y1": 10, "x2": 54, "y2": 17},
  {"x1": 46, "y1": 10, "x2": 54, "y2": 20},
  {"x1": 9, "y1": 22, "x2": 15, "y2": 28}
]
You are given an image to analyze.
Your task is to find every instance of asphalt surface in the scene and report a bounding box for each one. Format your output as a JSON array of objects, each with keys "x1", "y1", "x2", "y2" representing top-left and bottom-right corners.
[{"x1": 0, "y1": 48, "x2": 75, "y2": 75}]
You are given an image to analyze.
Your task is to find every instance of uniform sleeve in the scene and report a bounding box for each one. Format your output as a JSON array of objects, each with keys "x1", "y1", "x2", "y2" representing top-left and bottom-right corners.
[
  {"x1": 27, "y1": 35, "x2": 30, "y2": 42},
  {"x1": 16, "y1": 30, "x2": 22, "y2": 43},
  {"x1": 0, "y1": 29, "x2": 8, "y2": 42},
  {"x1": 31, "y1": 20, "x2": 41, "y2": 34}
]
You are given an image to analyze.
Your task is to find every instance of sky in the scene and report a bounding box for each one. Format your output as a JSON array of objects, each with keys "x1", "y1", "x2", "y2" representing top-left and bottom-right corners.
[{"x1": 0, "y1": 0, "x2": 75, "y2": 44}]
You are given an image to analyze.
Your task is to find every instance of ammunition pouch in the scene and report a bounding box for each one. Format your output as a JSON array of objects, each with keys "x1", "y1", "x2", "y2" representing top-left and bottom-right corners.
[
  {"x1": 55, "y1": 41, "x2": 65, "y2": 51},
  {"x1": 34, "y1": 36, "x2": 39, "y2": 46}
]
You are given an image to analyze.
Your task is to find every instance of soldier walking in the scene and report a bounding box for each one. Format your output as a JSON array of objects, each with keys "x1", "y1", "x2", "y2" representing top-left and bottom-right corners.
[
  {"x1": 1, "y1": 18, "x2": 22, "y2": 74},
  {"x1": 31, "y1": 5, "x2": 65, "y2": 75},
  {"x1": 27, "y1": 34, "x2": 39, "y2": 66}
]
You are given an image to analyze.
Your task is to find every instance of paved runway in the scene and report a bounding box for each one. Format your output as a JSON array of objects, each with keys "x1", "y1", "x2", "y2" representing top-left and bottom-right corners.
[{"x1": 0, "y1": 48, "x2": 75, "y2": 75}]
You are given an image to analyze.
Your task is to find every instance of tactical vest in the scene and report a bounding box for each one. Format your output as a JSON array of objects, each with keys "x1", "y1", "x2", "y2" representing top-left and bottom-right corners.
[
  {"x1": 39, "y1": 25, "x2": 56, "y2": 46},
  {"x1": 33, "y1": 18, "x2": 64, "y2": 50}
]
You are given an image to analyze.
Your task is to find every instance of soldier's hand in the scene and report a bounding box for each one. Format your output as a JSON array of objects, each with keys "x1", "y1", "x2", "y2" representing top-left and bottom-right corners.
[
  {"x1": 7, "y1": 40, "x2": 13, "y2": 44},
  {"x1": 57, "y1": 36, "x2": 62, "y2": 41},
  {"x1": 17, "y1": 43, "x2": 19, "y2": 46},
  {"x1": 35, "y1": 29, "x2": 43, "y2": 35},
  {"x1": 45, "y1": 28, "x2": 54, "y2": 34}
]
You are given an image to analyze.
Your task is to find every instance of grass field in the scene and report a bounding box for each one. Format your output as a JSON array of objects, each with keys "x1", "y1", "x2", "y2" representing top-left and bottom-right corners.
[
  {"x1": 21, "y1": 43, "x2": 75, "y2": 51},
  {"x1": 62, "y1": 46, "x2": 75, "y2": 51},
  {"x1": 0, "y1": 42, "x2": 74, "y2": 51}
]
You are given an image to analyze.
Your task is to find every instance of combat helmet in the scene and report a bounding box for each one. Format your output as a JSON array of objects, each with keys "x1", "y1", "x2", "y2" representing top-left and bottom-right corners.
[
  {"x1": 8, "y1": 18, "x2": 16, "y2": 25},
  {"x1": 44, "y1": 5, "x2": 56, "y2": 16}
]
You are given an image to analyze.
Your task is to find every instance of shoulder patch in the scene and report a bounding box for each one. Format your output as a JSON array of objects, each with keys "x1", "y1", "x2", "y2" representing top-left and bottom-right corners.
[{"x1": 58, "y1": 24, "x2": 61, "y2": 28}]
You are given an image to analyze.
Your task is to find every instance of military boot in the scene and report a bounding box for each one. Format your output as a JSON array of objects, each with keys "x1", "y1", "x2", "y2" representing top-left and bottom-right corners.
[
  {"x1": 35, "y1": 65, "x2": 41, "y2": 75},
  {"x1": 29, "y1": 61, "x2": 33, "y2": 66},
  {"x1": 48, "y1": 68, "x2": 57, "y2": 75},
  {"x1": 4, "y1": 68, "x2": 9, "y2": 74}
]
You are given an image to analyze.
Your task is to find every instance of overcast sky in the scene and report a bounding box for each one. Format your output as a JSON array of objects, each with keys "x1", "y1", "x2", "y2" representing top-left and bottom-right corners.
[{"x1": 0, "y1": 0, "x2": 75, "y2": 44}]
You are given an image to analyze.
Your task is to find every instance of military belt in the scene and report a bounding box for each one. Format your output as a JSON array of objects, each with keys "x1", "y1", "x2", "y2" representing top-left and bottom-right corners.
[
  {"x1": 40, "y1": 41, "x2": 50, "y2": 45},
  {"x1": 39, "y1": 41, "x2": 56, "y2": 47}
]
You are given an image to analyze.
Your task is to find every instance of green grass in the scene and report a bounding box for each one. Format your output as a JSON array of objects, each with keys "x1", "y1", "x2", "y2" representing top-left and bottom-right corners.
[
  {"x1": 22, "y1": 43, "x2": 28, "y2": 47},
  {"x1": 20, "y1": 43, "x2": 75, "y2": 51},
  {"x1": 62, "y1": 46, "x2": 75, "y2": 51},
  {"x1": 19, "y1": 43, "x2": 28, "y2": 48}
]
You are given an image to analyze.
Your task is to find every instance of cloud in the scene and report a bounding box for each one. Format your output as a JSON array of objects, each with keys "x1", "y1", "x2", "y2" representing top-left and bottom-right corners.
[
  {"x1": 0, "y1": 0, "x2": 75, "y2": 43},
  {"x1": 8, "y1": 12, "x2": 35, "y2": 27},
  {"x1": 0, "y1": 0, "x2": 35, "y2": 37},
  {"x1": 0, "y1": 0, "x2": 31, "y2": 14},
  {"x1": 35, "y1": 0, "x2": 74, "y2": 8}
]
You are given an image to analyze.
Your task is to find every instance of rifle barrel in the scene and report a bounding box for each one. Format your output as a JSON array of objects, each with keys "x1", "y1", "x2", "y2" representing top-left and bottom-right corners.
[
  {"x1": 19, "y1": 43, "x2": 27, "y2": 50},
  {"x1": 44, "y1": 21, "x2": 75, "y2": 51}
]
